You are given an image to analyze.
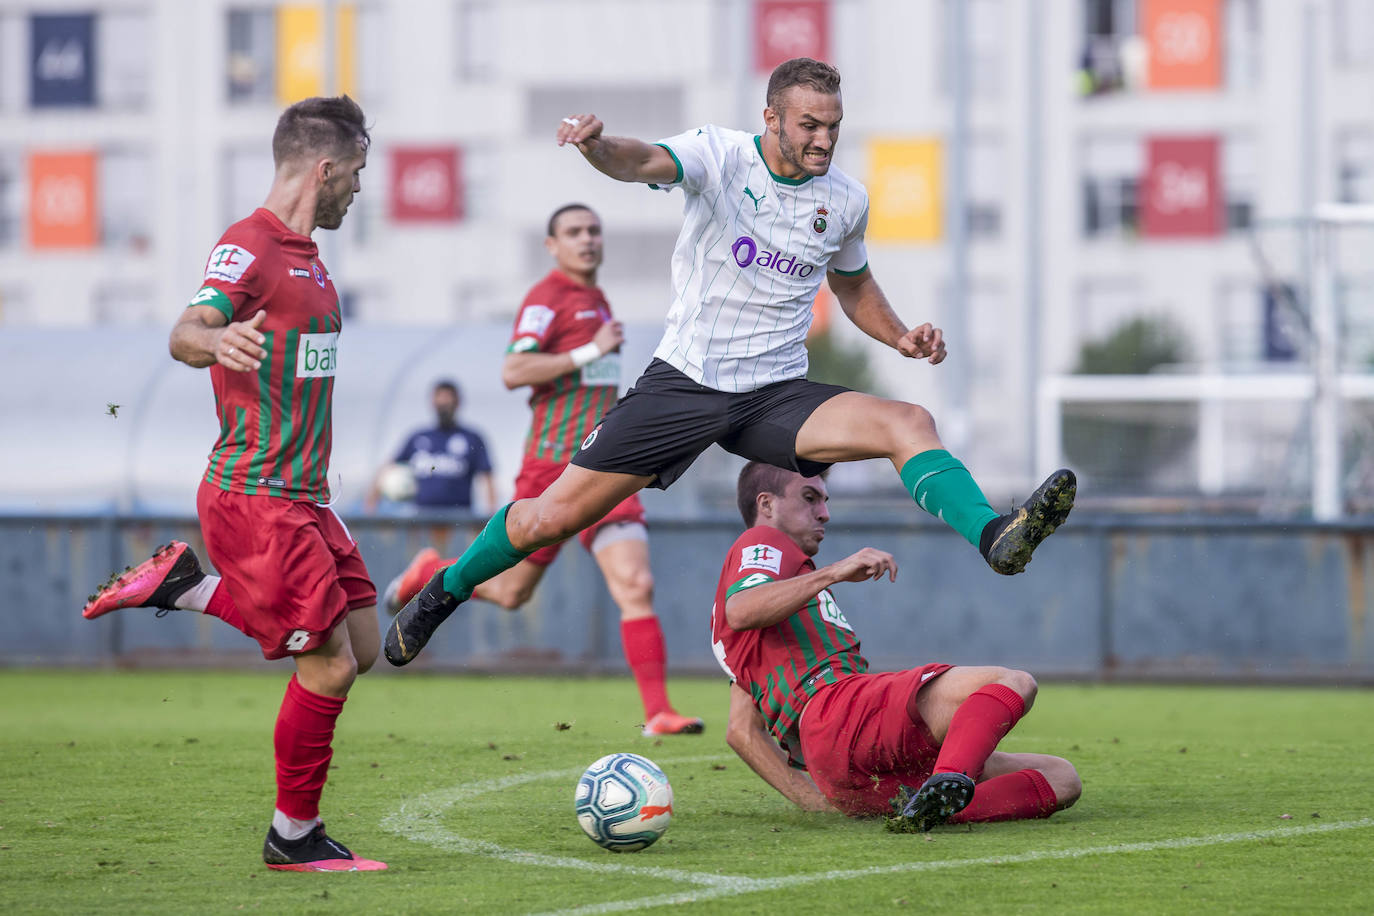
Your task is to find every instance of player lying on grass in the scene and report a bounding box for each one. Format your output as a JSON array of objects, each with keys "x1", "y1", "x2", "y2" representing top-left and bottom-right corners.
[{"x1": 714, "y1": 462, "x2": 1081, "y2": 830}]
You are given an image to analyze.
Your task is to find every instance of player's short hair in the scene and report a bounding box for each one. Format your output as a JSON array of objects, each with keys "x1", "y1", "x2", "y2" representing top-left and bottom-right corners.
[
  {"x1": 433, "y1": 379, "x2": 460, "y2": 399},
  {"x1": 737, "y1": 461, "x2": 797, "y2": 527},
  {"x1": 766, "y1": 58, "x2": 842, "y2": 113},
  {"x1": 547, "y1": 203, "x2": 597, "y2": 237},
  {"x1": 272, "y1": 95, "x2": 370, "y2": 169}
]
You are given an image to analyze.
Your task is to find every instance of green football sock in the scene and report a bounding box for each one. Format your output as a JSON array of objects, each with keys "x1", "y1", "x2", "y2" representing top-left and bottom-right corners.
[
  {"x1": 899, "y1": 449, "x2": 1000, "y2": 548},
  {"x1": 440, "y1": 504, "x2": 531, "y2": 599}
]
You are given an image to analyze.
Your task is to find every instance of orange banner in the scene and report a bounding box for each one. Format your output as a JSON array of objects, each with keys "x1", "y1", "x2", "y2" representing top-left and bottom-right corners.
[
  {"x1": 1142, "y1": 0, "x2": 1222, "y2": 90},
  {"x1": 29, "y1": 150, "x2": 98, "y2": 248}
]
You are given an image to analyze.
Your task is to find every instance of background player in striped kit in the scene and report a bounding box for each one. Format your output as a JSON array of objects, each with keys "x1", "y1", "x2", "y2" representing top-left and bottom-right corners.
[
  {"x1": 381, "y1": 203, "x2": 703, "y2": 736},
  {"x1": 716, "y1": 462, "x2": 1082, "y2": 829},
  {"x1": 82, "y1": 96, "x2": 385, "y2": 872},
  {"x1": 386, "y1": 58, "x2": 1075, "y2": 667}
]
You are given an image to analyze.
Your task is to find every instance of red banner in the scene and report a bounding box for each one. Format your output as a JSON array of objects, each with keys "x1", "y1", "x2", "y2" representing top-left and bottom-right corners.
[
  {"x1": 29, "y1": 150, "x2": 98, "y2": 248},
  {"x1": 1141, "y1": 136, "x2": 1221, "y2": 238},
  {"x1": 1142, "y1": 0, "x2": 1222, "y2": 90},
  {"x1": 753, "y1": 1, "x2": 829, "y2": 74},
  {"x1": 389, "y1": 146, "x2": 462, "y2": 223}
]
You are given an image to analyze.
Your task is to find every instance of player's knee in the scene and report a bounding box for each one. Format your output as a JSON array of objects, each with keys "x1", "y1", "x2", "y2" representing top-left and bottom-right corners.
[
  {"x1": 1043, "y1": 757, "x2": 1082, "y2": 809},
  {"x1": 521, "y1": 503, "x2": 584, "y2": 547},
  {"x1": 998, "y1": 668, "x2": 1038, "y2": 710},
  {"x1": 613, "y1": 567, "x2": 654, "y2": 607},
  {"x1": 891, "y1": 401, "x2": 937, "y2": 441},
  {"x1": 309, "y1": 653, "x2": 358, "y2": 694},
  {"x1": 354, "y1": 645, "x2": 377, "y2": 676}
]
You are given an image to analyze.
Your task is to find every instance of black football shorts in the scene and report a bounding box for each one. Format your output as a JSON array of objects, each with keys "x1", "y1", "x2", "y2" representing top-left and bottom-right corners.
[{"x1": 571, "y1": 358, "x2": 850, "y2": 489}]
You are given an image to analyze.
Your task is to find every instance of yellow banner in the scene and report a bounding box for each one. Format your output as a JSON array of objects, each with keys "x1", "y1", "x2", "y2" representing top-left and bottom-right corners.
[
  {"x1": 276, "y1": 4, "x2": 356, "y2": 105},
  {"x1": 867, "y1": 138, "x2": 943, "y2": 242}
]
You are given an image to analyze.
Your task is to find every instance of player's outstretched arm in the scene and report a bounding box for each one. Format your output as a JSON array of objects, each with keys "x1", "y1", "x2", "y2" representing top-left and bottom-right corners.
[
  {"x1": 725, "y1": 683, "x2": 834, "y2": 812},
  {"x1": 169, "y1": 306, "x2": 266, "y2": 371},
  {"x1": 725, "y1": 548, "x2": 897, "y2": 631},
  {"x1": 827, "y1": 268, "x2": 946, "y2": 365},
  {"x1": 555, "y1": 114, "x2": 679, "y2": 185}
]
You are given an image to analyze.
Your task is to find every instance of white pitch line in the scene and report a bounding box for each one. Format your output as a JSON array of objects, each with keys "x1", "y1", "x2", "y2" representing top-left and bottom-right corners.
[
  {"x1": 382, "y1": 760, "x2": 1374, "y2": 916},
  {"x1": 533, "y1": 818, "x2": 1374, "y2": 916},
  {"x1": 380, "y1": 754, "x2": 747, "y2": 888}
]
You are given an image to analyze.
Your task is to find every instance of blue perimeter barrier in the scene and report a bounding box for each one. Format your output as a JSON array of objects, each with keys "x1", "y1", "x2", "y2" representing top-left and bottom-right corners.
[{"x1": 3, "y1": 513, "x2": 1373, "y2": 683}]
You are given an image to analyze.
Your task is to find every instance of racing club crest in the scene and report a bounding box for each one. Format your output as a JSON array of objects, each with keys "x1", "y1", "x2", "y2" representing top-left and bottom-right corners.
[{"x1": 813, "y1": 207, "x2": 828, "y2": 234}]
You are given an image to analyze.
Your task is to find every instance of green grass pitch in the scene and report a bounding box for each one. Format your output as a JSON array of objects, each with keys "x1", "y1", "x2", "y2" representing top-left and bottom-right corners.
[{"x1": 1, "y1": 670, "x2": 1371, "y2": 914}]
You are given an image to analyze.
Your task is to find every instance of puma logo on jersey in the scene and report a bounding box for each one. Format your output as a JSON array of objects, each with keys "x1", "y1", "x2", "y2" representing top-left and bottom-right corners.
[{"x1": 743, "y1": 186, "x2": 765, "y2": 211}]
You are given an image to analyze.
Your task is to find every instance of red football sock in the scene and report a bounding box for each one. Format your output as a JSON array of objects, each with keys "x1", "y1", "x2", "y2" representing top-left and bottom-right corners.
[
  {"x1": 949, "y1": 769, "x2": 1058, "y2": 823},
  {"x1": 273, "y1": 675, "x2": 346, "y2": 820},
  {"x1": 203, "y1": 582, "x2": 248, "y2": 634},
  {"x1": 926, "y1": 683, "x2": 1025, "y2": 780},
  {"x1": 620, "y1": 616, "x2": 672, "y2": 720}
]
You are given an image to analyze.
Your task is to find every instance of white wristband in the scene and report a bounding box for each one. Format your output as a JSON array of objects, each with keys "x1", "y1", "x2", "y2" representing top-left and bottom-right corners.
[{"x1": 570, "y1": 342, "x2": 602, "y2": 368}]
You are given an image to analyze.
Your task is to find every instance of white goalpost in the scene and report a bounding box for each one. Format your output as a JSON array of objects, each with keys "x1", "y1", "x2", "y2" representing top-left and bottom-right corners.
[{"x1": 1036, "y1": 205, "x2": 1374, "y2": 520}]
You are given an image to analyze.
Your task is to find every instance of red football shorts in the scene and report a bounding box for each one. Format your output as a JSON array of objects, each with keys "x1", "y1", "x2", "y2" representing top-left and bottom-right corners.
[
  {"x1": 196, "y1": 480, "x2": 377, "y2": 660},
  {"x1": 512, "y1": 457, "x2": 646, "y2": 567},
  {"x1": 797, "y1": 663, "x2": 954, "y2": 816}
]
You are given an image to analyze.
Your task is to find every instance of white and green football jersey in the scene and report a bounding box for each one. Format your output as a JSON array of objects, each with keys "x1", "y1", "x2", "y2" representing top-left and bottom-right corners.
[{"x1": 649, "y1": 124, "x2": 870, "y2": 393}]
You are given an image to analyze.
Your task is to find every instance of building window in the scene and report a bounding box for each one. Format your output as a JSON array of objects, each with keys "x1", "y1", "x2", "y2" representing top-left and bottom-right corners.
[
  {"x1": 967, "y1": 136, "x2": 1004, "y2": 240},
  {"x1": 100, "y1": 148, "x2": 154, "y2": 250},
  {"x1": 99, "y1": 11, "x2": 152, "y2": 109},
  {"x1": 224, "y1": 145, "x2": 274, "y2": 224},
  {"x1": 1222, "y1": 135, "x2": 1256, "y2": 231},
  {"x1": 1082, "y1": 136, "x2": 1142, "y2": 238},
  {"x1": 0, "y1": 285, "x2": 27, "y2": 324},
  {"x1": 1223, "y1": 0, "x2": 1262, "y2": 91},
  {"x1": 1333, "y1": 0, "x2": 1374, "y2": 70},
  {"x1": 1337, "y1": 131, "x2": 1374, "y2": 204},
  {"x1": 1078, "y1": 0, "x2": 1137, "y2": 96},
  {"x1": 1338, "y1": 276, "x2": 1374, "y2": 369},
  {"x1": 1079, "y1": 0, "x2": 1260, "y2": 95},
  {"x1": 227, "y1": 8, "x2": 274, "y2": 104},
  {"x1": 227, "y1": 5, "x2": 383, "y2": 106},
  {"x1": 0, "y1": 150, "x2": 20, "y2": 249},
  {"x1": 456, "y1": 0, "x2": 498, "y2": 82},
  {"x1": 938, "y1": 0, "x2": 1005, "y2": 99},
  {"x1": 0, "y1": 13, "x2": 26, "y2": 112}
]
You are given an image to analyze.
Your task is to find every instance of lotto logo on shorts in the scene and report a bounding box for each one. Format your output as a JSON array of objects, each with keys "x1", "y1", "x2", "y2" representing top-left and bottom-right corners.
[
  {"x1": 204, "y1": 244, "x2": 256, "y2": 283},
  {"x1": 285, "y1": 630, "x2": 312, "y2": 652},
  {"x1": 739, "y1": 544, "x2": 782, "y2": 575},
  {"x1": 296, "y1": 332, "x2": 338, "y2": 378}
]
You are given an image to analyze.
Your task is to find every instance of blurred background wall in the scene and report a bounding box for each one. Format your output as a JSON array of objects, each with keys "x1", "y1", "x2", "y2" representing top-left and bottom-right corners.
[{"x1": 1, "y1": 0, "x2": 1372, "y2": 516}]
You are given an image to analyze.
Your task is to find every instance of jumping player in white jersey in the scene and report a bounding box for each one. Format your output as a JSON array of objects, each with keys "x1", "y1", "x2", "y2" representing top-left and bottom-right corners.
[{"x1": 385, "y1": 57, "x2": 1076, "y2": 666}]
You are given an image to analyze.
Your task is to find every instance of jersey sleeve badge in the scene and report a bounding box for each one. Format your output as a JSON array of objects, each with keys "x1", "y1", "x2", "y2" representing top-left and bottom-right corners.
[
  {"x1": 738, "y1": 543, "x2": 783, "y2": 575},
  {"x1": 204, "y1": 244, "x2": 256, "y2": 283},
  {"x1": 516, "y1": 304, "x2": 556, "y2": 337}
]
